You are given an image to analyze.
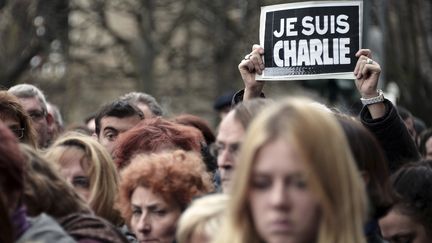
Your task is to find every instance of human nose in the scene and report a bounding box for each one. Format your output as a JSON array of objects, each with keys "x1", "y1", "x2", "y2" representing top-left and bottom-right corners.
[
  {"x1": 136, "y1": 212, "x2": 151, "y2": 234},
  {"x1": 217, "y1": 148, "x2": 234, "y2": 168},
  {"x1": 270, "y1": 180, "x2": 289, "y2": 209}
]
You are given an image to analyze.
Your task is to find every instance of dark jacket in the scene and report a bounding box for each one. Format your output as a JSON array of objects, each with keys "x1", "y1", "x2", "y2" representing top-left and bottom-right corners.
[
  {"x1": 360, "y1": 99, "x2": 420, "y2": 173},
  {"x1": 59, "y1": 213, "x2": 129, "y2": 243},
  {"x1": 233, "y1": 90, "x2": 420, "y2": 172}
]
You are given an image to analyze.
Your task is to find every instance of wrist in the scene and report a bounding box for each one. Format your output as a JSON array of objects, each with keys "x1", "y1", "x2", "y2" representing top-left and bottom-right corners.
[
  {"x1": 244, "y1": 86, "x2": 263, "y2": 100},
  {"x1": 360, "y1": 89, "x2": 384, "y2": 106},
  {"x1": 361, "y1": 89, "x2": 380, "y2": 99},
  {"x1": 245, "y1": 83, "x2": 263, "y2": 93}
]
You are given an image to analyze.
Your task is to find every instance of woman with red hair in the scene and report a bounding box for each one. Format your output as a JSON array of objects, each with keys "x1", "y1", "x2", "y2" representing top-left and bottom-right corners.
[
  {"x1": 115, "y1": 117, "x2": 203, "y2": 169},
  {"x1": 116, "y1": 150, "x2": 214, "y2": 243}
]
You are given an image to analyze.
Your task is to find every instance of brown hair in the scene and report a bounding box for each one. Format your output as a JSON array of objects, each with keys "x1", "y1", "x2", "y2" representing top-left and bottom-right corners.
[
  {"x1": 0, "y1": 121, "x2": 25, "y2": 205},
  {"x1": 115, "y1": 118, "x2": 203, "y2": 169},
  {"x1": 117, "y1": 150, "x2": 214, "y2": 224},
  {"x1": 0, "y1": 91, "x2": 37, "y2": 148},
  {"x1": 336, "y1": 115, "x2": 393, "y2": 218},
  {"x1": 173, "y1": 114, "x2": 215, "y2": 145},
  {"x1": 0, "y1": 193, "x2": 13, "y2": 243}
]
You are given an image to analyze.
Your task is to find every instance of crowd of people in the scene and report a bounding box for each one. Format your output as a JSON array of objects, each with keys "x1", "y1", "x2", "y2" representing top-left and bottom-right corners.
[{"x1": 0, "y1": 44, "x2": 431, "y2": 243}]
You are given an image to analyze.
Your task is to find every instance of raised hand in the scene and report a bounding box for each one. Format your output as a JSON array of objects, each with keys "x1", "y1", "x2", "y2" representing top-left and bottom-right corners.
[
  {"x1": 354, "y1": 49, "x2": 381, "y2": 98},
  {"x1": 238, "y1": 45, "x2": 265, "y2": 100},
  {"x1": 354, "y1": 49, "x2": 385, "y2": 118}
]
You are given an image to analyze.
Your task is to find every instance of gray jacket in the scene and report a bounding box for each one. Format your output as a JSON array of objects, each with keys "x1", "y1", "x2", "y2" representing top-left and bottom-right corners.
[{"x1": 16, "y1": 213, "x2": 76, "y2": 243}]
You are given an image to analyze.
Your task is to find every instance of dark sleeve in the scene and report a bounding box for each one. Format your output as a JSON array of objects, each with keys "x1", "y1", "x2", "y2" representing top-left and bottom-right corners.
[
  {"x1": 231, "y1": 89, "x2": 266, "y2": 106},
  {"x1": 59, "y1": 213, "x2": 129, "y2": 243},
  {"x1": 360, "y1": 99, "x2": 420, "y2": 173}
]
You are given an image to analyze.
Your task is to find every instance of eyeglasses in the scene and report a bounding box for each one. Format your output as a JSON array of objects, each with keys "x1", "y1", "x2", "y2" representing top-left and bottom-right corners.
[
  {"x1": 28, "y1": 110, "x2": 46, "y2": 121},
  {"x1": 10, "y1": 128, "x2": 25, "y2": 139},
  {"x1": 210, "y1": 142, "x2": 241, "y2": 157}
]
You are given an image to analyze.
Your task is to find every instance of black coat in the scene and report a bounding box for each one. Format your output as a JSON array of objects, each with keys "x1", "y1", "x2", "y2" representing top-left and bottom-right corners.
[{"x1": 360, "y1": 99, "x2": 420, "y2": 173}]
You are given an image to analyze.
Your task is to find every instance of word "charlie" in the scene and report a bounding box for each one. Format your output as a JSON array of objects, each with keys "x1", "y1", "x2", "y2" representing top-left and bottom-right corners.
[{"x1": 273, "y1": 15, "x2": 351, "y2": 67}]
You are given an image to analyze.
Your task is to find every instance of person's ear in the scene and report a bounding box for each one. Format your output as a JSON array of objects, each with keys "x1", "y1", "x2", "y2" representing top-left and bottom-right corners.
[
  {"x1": 361, "y1": 170, "x2": 370, "y2": 186},
  {"x1": 45, "y1": 112, "x2": 54, "y2": 125}
]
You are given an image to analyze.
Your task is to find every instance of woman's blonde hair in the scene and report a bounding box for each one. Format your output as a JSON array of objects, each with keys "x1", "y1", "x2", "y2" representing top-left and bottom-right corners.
[
  {"x1": 176, "y1": 194, "x2": 228, "y2": 243},
  {"x1": 44, "y1": 131, "x2": 122, "y2": 225},
  {"x1": 20, "y1": 144, "x2": 91, "y2": 218},
  {"x1": 214, "y1": 97, "x2": 367, "y2": 243}
]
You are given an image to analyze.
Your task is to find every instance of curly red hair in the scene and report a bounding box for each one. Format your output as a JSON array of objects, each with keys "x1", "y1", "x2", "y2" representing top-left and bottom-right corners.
[
  {"x1": 114, "y1": 117, "x2": 203, "y2": 169},
  {"x1": 116, "y1": 150, "x2": 214, "y2": 224}
]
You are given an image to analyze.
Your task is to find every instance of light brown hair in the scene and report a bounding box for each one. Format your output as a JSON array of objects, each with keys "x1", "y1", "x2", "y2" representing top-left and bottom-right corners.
[{"x1": 45, "y1": 132, "x2": 122, "y2": 225}]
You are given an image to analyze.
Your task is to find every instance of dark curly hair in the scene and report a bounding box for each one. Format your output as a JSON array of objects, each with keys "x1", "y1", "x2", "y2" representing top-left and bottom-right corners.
[
  {"x1": 391, "y1": 160, "x2": 432, "y2": 236},
  {"x1": 116, "y1": 150, "x2": 214, "y2": 224}
]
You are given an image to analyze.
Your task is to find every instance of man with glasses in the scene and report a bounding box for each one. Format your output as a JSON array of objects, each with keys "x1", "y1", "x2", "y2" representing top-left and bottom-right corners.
[
  {"x1": 8, "y1": 84, "x2": 54, "y2": 148},
  {"x1": 213, "y1": 99, "x2": 271, "y2": 193}
]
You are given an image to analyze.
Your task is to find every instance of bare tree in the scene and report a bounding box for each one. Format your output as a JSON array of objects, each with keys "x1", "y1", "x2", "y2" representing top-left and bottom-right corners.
[
  {"x1": 2, "y1": 0, "x2": 431, "y2": 126},
  {"x1": 0, "y1": 0, "x2": 68, "y2": 87},
  {"x1": 385, "y1": 0, "x2": 432, "y2": 124}
]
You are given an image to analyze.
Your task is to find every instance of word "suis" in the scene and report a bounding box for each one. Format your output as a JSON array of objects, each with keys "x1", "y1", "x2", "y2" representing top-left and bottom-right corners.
[{"x1": 273, "y1": 15, "x2": 350, "y2": 37}]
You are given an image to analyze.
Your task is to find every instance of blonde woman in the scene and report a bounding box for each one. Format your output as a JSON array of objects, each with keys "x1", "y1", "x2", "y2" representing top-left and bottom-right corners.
[
  {"x1": 176, "y1": 194, "x2": 228, "y2": 243},
  {"x1": 45, "y1": 131, "x2": 122, "y2": 225},
  {"x1": 214, "y1": 98, "x2": 368, "y2": 243}
]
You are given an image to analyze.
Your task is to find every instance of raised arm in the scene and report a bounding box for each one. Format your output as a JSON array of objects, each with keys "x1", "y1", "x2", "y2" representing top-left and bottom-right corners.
[
  {"x1": 354, "y1": 49, "x2": 386, "y2": 119},
  {"x1": 354, "y1": 49, "x2": 420, "y2": 172},
  {"x1": 238, "y1": 45, "x2": 265, "y2": 100}
]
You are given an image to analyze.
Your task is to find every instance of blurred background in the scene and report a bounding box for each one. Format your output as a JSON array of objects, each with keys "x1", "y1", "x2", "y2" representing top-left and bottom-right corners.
[{"x1": 0, "y1": 0, "x2": 431, "y2": 127}]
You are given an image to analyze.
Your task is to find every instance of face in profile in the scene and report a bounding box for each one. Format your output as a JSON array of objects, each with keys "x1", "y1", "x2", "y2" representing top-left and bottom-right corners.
[
  {"x1": 215, "y1": 111, "x2": 245, "y2": 193},
  {"x1": 249, "y1": 138, "x2": 321, "y2": 243},
  {"x1": 57, "y1": 146, "x2": 91, "y2": 202},
  {"x1": 130, "y1": 186, "x2": 182, "y2": 243},
  {"x1": 379, "y1": 207, "x2": 430, "y2": 243}
]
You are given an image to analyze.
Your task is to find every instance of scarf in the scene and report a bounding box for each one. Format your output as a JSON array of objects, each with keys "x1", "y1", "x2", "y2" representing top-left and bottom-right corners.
[{"x1": 12, "y1": 205, "x2": 31, "y2": 240}]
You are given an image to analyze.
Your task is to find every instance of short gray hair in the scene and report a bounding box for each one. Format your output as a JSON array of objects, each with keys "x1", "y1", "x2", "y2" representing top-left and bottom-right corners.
[
  {"x1": 120, "y1": 92, "x2": 163, "y2": 116},
  {"x1": 8, "y1": 84, "x2": 48, "y2": 112},
  {"x1": 47, "y1": 102, "x2": 64, "y2": 127}
]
